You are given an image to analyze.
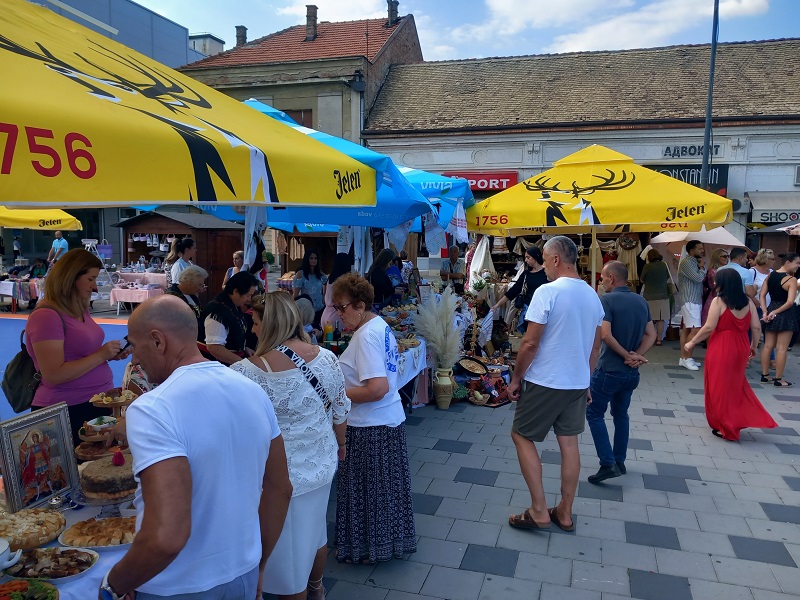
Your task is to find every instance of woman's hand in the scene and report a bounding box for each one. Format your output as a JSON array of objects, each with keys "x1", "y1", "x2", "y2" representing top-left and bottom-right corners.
[
  {"x1": 764, "y1": 311, "x2": 777, "y2": 322},
  {"x1": 106, "y1": 418, "x2": 127, "y2": 448},
  {"x1": 749, "y1": 346, "x2": 758, "y2": 359},
  {"x1": 337, "y1": 444, "x2": 346, "y2": 462},
  {"x1": 99, "y1": 340, "x2": 125, "y2": 361},
  {"x1": 684, "y1": 342, "x2": 694, "y2": 353}
]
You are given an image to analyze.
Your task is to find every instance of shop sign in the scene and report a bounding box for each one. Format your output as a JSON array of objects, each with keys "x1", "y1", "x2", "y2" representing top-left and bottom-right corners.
[
  {"x1": 662, "y1": 144, "x2": 723, "y2": 159},
  {"x1": 443, "y1": 171, "x2": 518, "y2": 191},
  {"x1": 752, "y1": 209, "x2": 800, "y2": 224},
  {"x1": 645, "y1": 164, "x2": 728, "y2": 197}
]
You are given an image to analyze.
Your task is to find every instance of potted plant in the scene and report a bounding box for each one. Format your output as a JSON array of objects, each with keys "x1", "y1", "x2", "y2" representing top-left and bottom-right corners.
[{"x1": 413, "y1": 287, "x2": 462, "y2": 409}]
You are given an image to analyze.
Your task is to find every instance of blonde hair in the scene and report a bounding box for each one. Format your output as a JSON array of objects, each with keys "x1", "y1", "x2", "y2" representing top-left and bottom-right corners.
[
  {"x1": 233, "y1": 250, "x2": 244, "y2": 261},
  {"x1": 43, "y1": 249, "x2": 102, "y2": 318},
  {"x1": 755, "y1": 248, "x2": 774, "y2": 266},
  {"x1": 710, "y1": 248, "x2": 728, "y2": 270},
  {"x1": 252, "y1": 292, "x2": 310, "y2": 356}
]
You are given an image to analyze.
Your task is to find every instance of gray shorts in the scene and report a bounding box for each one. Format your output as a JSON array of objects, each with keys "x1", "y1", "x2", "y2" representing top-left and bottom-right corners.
[
  {"x1": 513, "y1": 381, "x2": 587, "y2": 442},
  {"x1": 135, "y1": 565, "x2": 259, "y2": 600}
]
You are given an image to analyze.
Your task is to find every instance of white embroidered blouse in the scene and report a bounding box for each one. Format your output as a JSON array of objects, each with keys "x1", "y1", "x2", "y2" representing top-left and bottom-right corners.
[{"x1": 232, "y1": 348, "x2": 350, "y2": 496}]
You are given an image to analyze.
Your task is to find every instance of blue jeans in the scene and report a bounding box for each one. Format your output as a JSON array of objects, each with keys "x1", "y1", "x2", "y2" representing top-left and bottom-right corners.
[
  {"x1": 586, "y1": 368, "x2": 640, "y2": 467},
  {"x1": 135, "y1": 566, "x2": 259, "y2": 600}
]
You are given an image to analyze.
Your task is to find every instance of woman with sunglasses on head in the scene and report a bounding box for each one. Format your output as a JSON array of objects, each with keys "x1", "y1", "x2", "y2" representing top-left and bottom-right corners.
[
  {"x1": 232, "y1": 292, "x2": 349, "y2": 600},
  {"x1": 331, "y1": 272, "x2": 416, "y2": 565},
  {"x1": 701, "y1": 248, "x2": 729, "y2": 325},
  {"x1": 25, "y1": 249, "x2": 131, "y2": 445},
  {"x1": 293, "y1": 248, "x2": 328, "y2": 328},
  {"x1": 760, "y1": 253, "x2": 800, "y2": 386}
]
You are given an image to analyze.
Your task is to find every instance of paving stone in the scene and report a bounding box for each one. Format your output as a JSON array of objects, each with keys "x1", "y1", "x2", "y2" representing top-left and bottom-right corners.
[
  {"x1": 327, "y1": 581, "x2": 388, "y2": 600},
  {"x1": 656, "y1": 462, "x2": 702, "y2": 480},
  {"x1": 643, "y1": 409, "x2": 676, "y2": 418},
  {"x1": 770, "y1": 563, "x2": 800, "y2": 596},
  {"x1": 368, "y1": 560, "x2": 432, "y2": 594},
  {"x1": 760, "y1": 427, "x2": 799, "y2": 436},
  {"x1": 414, "y1": 493, "x2": 444, "y2": 515},
  {"x1": 728, "y1": 535, "x2": 797, "y2": 567},
  {"x1": 687, "y1": 578, "x2": 755, "y2": 600},
  {"x1": 696, "y1": 512, "x2": 754, "y2": 536},
  {"x1": 778, "y1": 412, "x2": 800, "y2": 421},
  {"x1": 711, "y1": 556, "x2": 782, "y2": 592},
  {"x1": 676, "y1": 529, "x2": 737, "y2": 557},
  {"x1": 477, "y1": 574, "x2": 540, "y2": 600},
  {"x1": 433, "y1": 439, "x2": 474, "y2": 454},
  {"x1": 774, "y1": 395, "x2": 800, "y2": 403},
  {"x1": 540, "y1": 450, "x2": 562, "y2": 464},
  {"x1": 642, "y1": 474, "x2": 690, "y2": 494},
  {"x1": 418, "y1": 462, "x2": 462, "y2": 480},
  {"x1": 783, "y1": 476, "x2": 800, "y2": 491},
  {"x1": 685, "y1": 405, "x2": 706, "y2": 412},
  {"x1": 628, "y1": 438, "x2": 654, "y2": 451},
  {"x1": 415, "y1": 448, "x2": 456, "y2": 464},
  {"x1": 460, "y1": 544, "x2": 519, "y2": 577},
  {"x1": 466, "y1": 484, "x2": 513, "y2": 505},
  {"x1": 412, "y1": 514, "x2": 454, "y2": 540},
  {"x1": 515, "y1": 552, "x2": 573, "y2": 586},
  {"x1": 548, "y1": 533, "x2": 602, "y2": 562},
  {"x1": 688, "y1": 388, "x2": 705, "y2": 394},
  {"x1": 628, "y1": 569, "x2": 692, "y2": 600},
  {"x1": 668, "y1": 373, "x2": 694, "y2": 380},
  {"x1": 445, "y1": 453, "x2": 488, "y2": 469},
  {"x1": 646, "y1": 506, "x2": 700, "y2": 530},
  {"x1": 625, "y1": 522, "x2": 681, "y2": 551},
  {"x1": 426, "y1": 479, "x2": 473, "y2": 500},
  {"x1": 571, "y1": 560, "x2": 629, "y2": 595},
  {"x1": 539, "y1": 582, "x2": 600, "y2": 600},
  {"x1": 454, "y1": 467, "x2": 500, "y2": 486},
  {"x1": 601, "y1": 539, "x2": 658, "y2": 571},
  {"x1": 578, "y1": 481, "x2": 624, "y2": 502},
  {"x1": 447, "y1": 519, "x2": 501, "y2": 546},
  {"x1": 405, "y1": 416, "x2": 426, "y2": 427},
  {"x1": 574, "y1": 515, "x2": 626, "y2": 542},
  {"x1": 495, "y1": 524, "x2": 551, "y2": 554},
  {"x1": 436, "y1": 498, "x2": 487, "y2": 522},
  {"x1": 686, "y1": 479, "x2": 736, "y2": 498},
  {"x1": 420, "y1": 565, "x2": 484, "y2": 600},
  {"x1": 385, "y1": 593, "x2": 441, "y2": 600},
  {"x1": 775, "y1": 444, "x2": 800, "y2": 455},
  {"x1": 655, "y1": 547, "x2": 716, "y2": 580},
  {"x1": 761, "y1": 502, "x2": 800, "y2": 525},
  {"x1": 493, "y1": 472, "x2": 528, "y2": 491}
]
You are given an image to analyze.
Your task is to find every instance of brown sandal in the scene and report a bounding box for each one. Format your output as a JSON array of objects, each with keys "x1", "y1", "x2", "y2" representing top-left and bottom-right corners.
[
  {"x1": 508, "y1": 509, "x2": 551, "y2": 530},
  {"x1": 548, "y1": 507, "x2": 575, "y2": 532}
]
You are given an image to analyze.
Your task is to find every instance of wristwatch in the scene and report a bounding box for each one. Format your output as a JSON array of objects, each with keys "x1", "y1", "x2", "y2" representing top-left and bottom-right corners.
[{"x1": 100, "y1": 570, "x2": 125, "y2": 600}]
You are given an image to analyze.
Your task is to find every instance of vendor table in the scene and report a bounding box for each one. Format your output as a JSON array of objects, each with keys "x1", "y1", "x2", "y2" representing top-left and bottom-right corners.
[
  {"x1": 117, "y1": 272, "x2": 167, "y2": 288},
  {"x1": 0, "y1": 504, "x2": 125, "y2": 600},
  {"x1": 396, "y1": 338, "x2": 430, "y2": 411},
  {"x1": 0, "y1": 279, "x2": 41, "y2": 313},
  {"x1": 109, "y1": 287, "x2": 164, "y2": 315}
]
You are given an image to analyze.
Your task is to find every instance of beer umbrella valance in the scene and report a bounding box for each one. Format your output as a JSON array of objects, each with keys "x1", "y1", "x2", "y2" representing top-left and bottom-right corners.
[
  {"x1": 0, "y1": 207, "x2": 82, "y2": 230},
  {"x1": 0, "y1": 0, "x2": 376, "y2": 208},
  {"x1": 466, "y1": 145, "x2": 732, "y2": 236}
]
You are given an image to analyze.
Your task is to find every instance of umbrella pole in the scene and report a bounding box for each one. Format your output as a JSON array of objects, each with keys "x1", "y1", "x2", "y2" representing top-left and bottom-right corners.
[{"x1": 591, "y1": 227, "x2": 597, "y2": 291}]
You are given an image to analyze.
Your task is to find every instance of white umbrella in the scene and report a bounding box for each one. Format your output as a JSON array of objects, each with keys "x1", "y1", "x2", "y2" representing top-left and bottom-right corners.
[{"x1": 649, "y1": 225, "x2": 745, "y2": 250}]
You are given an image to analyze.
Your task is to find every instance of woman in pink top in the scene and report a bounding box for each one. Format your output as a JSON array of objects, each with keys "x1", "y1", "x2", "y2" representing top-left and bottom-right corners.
[
  {"x1": 319, "y1": 253, "x2": 351, "y2": 332},
  {"x1": 26, "y1": 249, "x2": 131, "y2": 445}
]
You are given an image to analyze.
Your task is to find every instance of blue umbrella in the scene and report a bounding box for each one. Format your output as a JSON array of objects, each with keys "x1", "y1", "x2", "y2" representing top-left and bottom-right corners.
[{"x1": 244, "y1": 100, "x2": 434, "y2": 229}]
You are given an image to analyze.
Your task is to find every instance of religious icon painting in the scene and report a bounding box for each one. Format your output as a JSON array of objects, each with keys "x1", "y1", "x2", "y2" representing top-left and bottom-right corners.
[{"x1": 0, "y1": 403, "x2": 78, "y2": 512}]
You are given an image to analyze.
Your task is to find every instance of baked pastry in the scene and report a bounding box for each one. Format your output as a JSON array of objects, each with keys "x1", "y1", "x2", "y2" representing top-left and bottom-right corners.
[
  {"x1": 61, "y1": 516, "x2": 135, "y2": 547},
  {"x1": 5, "y1": 547, "x2": 96, "y2": 579},
  {"x1": 80, "y1": 453, "x2": 136, "y2": 501},
  {"x1": 0, "y1": 507, "x2": 66, "y2": 550},
  {"x1": 74, "y1": 441, "x2": 114, "y2": 462}
]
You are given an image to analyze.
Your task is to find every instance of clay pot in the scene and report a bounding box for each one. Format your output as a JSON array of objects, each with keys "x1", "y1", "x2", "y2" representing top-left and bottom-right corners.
[{"x1": 433, "y1": 368, "x2": 454, "y2": 410}]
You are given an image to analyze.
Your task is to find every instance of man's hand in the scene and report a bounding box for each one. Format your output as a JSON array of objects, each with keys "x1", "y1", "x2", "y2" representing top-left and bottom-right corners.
[
  {"x1": 256, "y1": 569, "x2": 264, "y2": 599},
  {"x1": 624, "y1": 351, "x2": 648, "y2": 368},
  {"x1": 586, "y1": 389, "x2": 592, "y2": 405},
  {"x1": 508, "y1": 380, "x2": 521, "y2": 400}
]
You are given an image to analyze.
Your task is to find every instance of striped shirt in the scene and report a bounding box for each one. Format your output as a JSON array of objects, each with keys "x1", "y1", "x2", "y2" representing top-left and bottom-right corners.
[{"x1": 678, "y1": 255, "x2": 706, "y2": 305}]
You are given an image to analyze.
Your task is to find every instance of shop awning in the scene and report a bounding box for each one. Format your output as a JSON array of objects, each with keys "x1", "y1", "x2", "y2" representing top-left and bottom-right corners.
[{"x1": 746, "y1": 192, "x2": 800, "y2": 224}]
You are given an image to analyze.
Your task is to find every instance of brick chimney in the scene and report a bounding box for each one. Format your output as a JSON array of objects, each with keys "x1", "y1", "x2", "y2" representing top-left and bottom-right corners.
[
  {"x1": 235, "y1": 25, "x2": 247, "y2": 47},
  {"x1": 387, "y1": 0, "x2": 399, "y2": 26},
  {"x1": 305, "y1": 5, "x2": 318, "y2": 41}
]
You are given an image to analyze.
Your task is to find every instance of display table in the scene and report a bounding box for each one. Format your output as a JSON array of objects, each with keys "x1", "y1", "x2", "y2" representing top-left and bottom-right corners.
[
  {"x1": 109, "y1": 287, "x2": 164, "y2": 314},
  {"x1": 0, "y1": 504, "x2": 125, "y2": 600},
  {"x1": 117, "y1": 272, "x2": 167, "y2": 288},
  {"x1": 0, "y1": 279, "x2": 42, "y2": 313}
]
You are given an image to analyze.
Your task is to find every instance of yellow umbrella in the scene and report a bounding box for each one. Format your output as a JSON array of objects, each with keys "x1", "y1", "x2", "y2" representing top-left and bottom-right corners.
[
  {"x1": 467, "y1": 145, "x2": 732, "y2": 285},
  {"x1": 0, "y1": 207, "x2": 82, "y2": 230},
  {"x1": 0, "y1": 0, "x2": 376, "y2": 208}
]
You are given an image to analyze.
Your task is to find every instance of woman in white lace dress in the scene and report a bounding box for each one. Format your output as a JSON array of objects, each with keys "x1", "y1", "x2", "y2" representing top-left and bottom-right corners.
[{"x1": 232, "y1": 292, "x2": 350, "y2": 600}]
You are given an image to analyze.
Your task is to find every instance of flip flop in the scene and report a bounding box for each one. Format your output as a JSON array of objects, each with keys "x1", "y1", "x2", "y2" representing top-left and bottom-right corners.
[
  {"x1": 654, "y1": 340, "x2": 662, "y2": 346},
  {"x1": 509, "y1": 509, "x2": 551, "y2": 530},
  {"x1": 548, "y1": 507, "x2": 575, "y2": 532}
]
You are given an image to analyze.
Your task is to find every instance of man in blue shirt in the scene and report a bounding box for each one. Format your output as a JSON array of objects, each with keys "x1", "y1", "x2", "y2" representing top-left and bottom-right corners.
[
  {"x1": 587, "y1": 261, "x2": 656, "y2": 483},
  {"x1": 47, "y1": 231, "x2": 68, "y2": 264},
  {"x1": 716, "y1": 247, "x2": 756, "y2": 299}
]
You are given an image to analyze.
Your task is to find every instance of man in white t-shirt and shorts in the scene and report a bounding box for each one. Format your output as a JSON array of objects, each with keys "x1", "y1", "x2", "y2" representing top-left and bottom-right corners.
[
  {"x1": 507, "y1": 236, "x2": 604, "y2": 533},
  {"x1": 99, "y1": 295, "x2": 292, "y2": 600},
  {"x1": 678, "y1": 241, "x2": 706, "y2": 371}
]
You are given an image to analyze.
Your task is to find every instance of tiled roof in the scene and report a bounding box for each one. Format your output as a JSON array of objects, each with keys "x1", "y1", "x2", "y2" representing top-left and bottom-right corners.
[
  {"x1": 113, "y1": 211, "x2": 244, "y2": 230},
  {"x1": 365, "y1": 39, "x2": 800, "y2": 133},
  {"x1": 182, "y1": 17, "x2": 403, "y2": 69}
]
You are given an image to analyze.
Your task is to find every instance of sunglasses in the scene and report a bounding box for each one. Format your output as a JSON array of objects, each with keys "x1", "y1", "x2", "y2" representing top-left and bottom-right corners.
[
  {"x1": 720, "y1": 255, "x2": 729, "y2": 259},
  {"x1": 333, "y1": 302, "x2": 351, "y2": 313}
]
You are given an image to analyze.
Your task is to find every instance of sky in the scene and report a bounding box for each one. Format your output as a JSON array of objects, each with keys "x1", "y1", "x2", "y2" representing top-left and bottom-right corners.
[{"x1": 132, "y1": 0, "x2": 799, "y2": 61}]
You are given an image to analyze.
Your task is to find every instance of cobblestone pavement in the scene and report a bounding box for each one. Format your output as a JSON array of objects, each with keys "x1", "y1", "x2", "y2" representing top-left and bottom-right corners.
[{"x1": 294, "y1": 343, "x2": 800, "y2": 600}]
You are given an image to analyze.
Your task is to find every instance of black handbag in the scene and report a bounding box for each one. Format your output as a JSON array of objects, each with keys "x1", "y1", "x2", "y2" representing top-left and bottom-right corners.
[
  {"x1": 514, "y1": 274, "x2": 528, "y2": 309},
  {"x1": 2, "y1": 307, "x2": 66, "y2": 413}
]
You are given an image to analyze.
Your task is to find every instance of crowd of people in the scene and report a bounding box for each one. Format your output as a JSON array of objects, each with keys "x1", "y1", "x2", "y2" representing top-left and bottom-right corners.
[{"x1": 11, "y1": 230, "x2": 800, "y2": 598}]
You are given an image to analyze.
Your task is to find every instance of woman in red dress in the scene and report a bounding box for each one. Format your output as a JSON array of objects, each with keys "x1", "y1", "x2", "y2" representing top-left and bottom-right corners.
[{"x1": 685, "y1": 268, "x2": 778, "y2": 440}]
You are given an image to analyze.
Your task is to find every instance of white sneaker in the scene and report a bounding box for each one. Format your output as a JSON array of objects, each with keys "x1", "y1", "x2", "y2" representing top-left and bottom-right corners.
[
  {"x1": 679, "y1": 358, "x2": 699, "y2": 371},
  {"x1": 688, "y1": 358, "x2": 702, "y2": 368}
]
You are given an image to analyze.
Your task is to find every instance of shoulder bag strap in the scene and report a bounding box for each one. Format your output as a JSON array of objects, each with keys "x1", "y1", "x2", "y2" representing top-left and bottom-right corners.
[{"x1": 276, "y1": 345, "x2": 331, "y2": 412}]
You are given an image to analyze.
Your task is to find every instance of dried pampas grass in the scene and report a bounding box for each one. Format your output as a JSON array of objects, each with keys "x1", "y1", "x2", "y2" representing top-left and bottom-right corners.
[{"x1": 413, "y1": 287, "x2": 462, "y2": 370}]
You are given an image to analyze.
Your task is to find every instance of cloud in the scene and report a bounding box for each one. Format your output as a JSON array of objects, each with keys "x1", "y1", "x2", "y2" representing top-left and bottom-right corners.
[
  {"x1": 411, "y1": 11, "x2": 460, "y2": 61},
  {"x1": 545, "y1": 0, "x2": 770, "y2": 53},
  {"x1": 276, "y1": 0, "x2": 387, "y2": 20}
]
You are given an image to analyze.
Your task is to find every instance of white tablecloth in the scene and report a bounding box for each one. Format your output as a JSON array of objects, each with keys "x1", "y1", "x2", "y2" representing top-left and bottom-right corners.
[
  {"x1": 397, "y1": 338, "x2": 428, "y2": 388},
  {"x1": 0, "y1": 505, "x2": 125, "y2": 600},
  {"x1": 109, "y1": 287, "x2": 164, "y2": 306},
  {"x1": 117, "y1": 272, "x2": 167, "y2": 288}
]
